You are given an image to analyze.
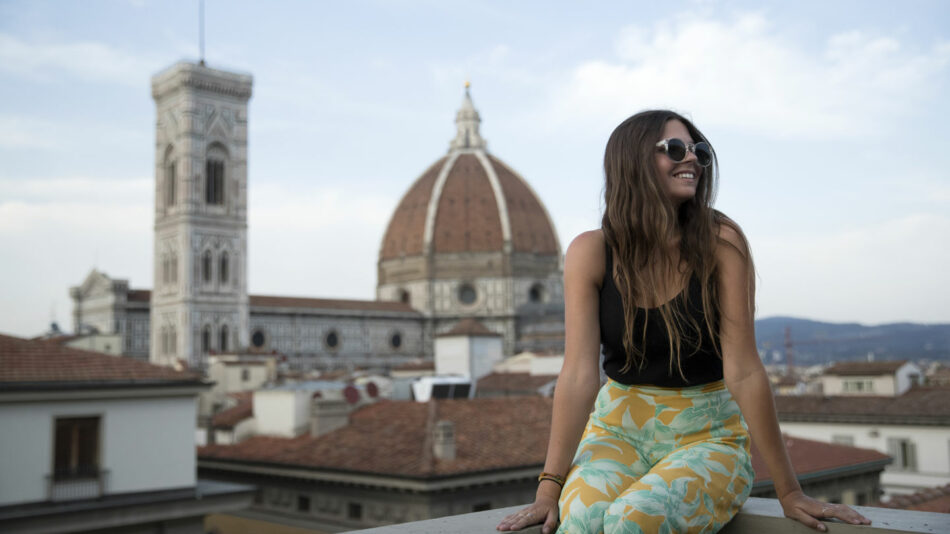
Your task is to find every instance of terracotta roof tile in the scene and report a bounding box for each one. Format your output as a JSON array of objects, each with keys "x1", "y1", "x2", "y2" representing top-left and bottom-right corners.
[
  {"x1": 476, "y1": 372, "x2": 557, "y2": 395},
  {"x1": 199, "y1": 397, "x2": 552, "y2": 478},
  {"x1": 824, "y1": 360, "x2": 907, "y2": 376},
  {"x1": 439, "y1": 318, "x2": 499, "y2": 337},
  {"x1": 775, "y1": 387, "x2": 950, "y2": 420},
  {"x1": 380, "y1": 158, "x2": 445, "y2": 260},
  {"x1": 878, "y1": 484, "x2": 950, "y2": 513},
  {"x1": 249, "y1": 295, "x2": 418, "y2": 313},
  {"x1": 489, "y1": 155, "x2": 559, "y2": 255},
  {"x1": 212, "y1": 397, "x2": 254, "y2": 429},
  {"x1": 432, "y1": 154, "x2": 503, "y2": 253},
  {"x1": 127, "y1": 289, "x2": 151, "y2": 302},
  {"x1": 0, "y1": 333, "x2": 201, "y2": 386},
  {"x1": 751, "y1": 435, "x2": 890, "y2": 484},
  {"x1": 199, "y1": 399, "x2": 889, "y2": 483}
]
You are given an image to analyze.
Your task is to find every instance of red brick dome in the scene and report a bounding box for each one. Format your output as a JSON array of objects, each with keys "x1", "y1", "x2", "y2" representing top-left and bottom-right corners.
[{"x1": 380, "y1": 89, "x2": 560, "y2": 261}]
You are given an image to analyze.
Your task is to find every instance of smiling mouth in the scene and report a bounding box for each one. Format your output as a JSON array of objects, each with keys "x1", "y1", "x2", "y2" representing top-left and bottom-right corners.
[{"x1": 673, "y1": 172, "x2": 696, "y2": 180}]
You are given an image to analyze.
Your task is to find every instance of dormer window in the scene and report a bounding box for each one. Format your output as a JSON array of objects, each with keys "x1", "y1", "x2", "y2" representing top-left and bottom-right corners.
[{"x1": 205, "y1": 159, "x2": 225, "y2": 205}]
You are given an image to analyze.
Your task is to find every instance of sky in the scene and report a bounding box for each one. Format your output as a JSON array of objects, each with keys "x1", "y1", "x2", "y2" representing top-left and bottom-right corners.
[{"x1": 1, "y1": 0, "x2": 949, "y2": 338}]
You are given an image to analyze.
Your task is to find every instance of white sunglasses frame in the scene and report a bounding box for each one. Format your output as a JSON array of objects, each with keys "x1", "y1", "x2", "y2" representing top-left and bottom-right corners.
[{"x1": 655, "y1": 138, "x2": 712, "y2": 167}]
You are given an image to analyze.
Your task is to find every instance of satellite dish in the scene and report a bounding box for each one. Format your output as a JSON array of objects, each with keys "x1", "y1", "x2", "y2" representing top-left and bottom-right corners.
[
  {"x1": 344, "y1": 385, "x2": 361, "y2": 404},
  {"x1": 366, "y1": 381, "x2": 379, "y2": 398}
]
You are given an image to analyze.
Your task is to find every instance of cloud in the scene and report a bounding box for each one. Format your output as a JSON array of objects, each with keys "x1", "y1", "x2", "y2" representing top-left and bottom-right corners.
[
  {"x1": 0, "y1": 115, "x2": 148, "y2": 153},
  {"x1": 0, "y1": 32, "x2": 160, "y2": 86},
  {"x1": 549, "y1": 13, "x2": 950, "y2": 139},
  {"x1": 755, "y1": 212, "x2": 950, "y2": 323}
]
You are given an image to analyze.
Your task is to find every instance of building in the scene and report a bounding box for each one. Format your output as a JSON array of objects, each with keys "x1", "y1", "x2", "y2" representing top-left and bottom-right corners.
[
  {"x1": 775, "y1": 386, "x2": 950, "y2": 497},
  {"x1": 198, "y1": 397, "x2": 553, "y2": 532},
  {"x1": 197, "y1": 395, "x2": 893, "y2": 532},
  {"x1": 819, "y1": 360, "x2": 923, "y2": 396},
  {"x1": 0, "y1": 334, "x2": 253, "y2": 533},
  {"x1": 69, "y1": 62, "x2": 565, "y2": 371}
]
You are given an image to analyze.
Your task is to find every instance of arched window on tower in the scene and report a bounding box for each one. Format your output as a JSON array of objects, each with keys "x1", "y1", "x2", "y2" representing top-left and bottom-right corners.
[
  {"x1": 202, "y1": 251, "x2": 212, "y2": 283},
  {"x1": 171, "y1": 254, "x2": 178, "y2": 283},
  {"x1": 220, "y1": 325, "x2": 229, "y2": 352},
  {"x1": 220, "y1": 252, "x2": 229, "y2": 286},
  {"x1": 201, "y1": 326, "x2": 211, "y2": 354},
  {"x1": 160, "y1": 327, "x2": 168, "y2": 355},
  {"x1": 169, "y1": 326, "x2": 176, "y2": 355},
  {"x1": 205, "y1": 145, "x2": 227, "y2": 205},
  {"x1": 161, "y1": 256, "x2": 169, "y2": 285},
  {"x1": 165, "y1": 160, "x2": 176, "y2": 207}
]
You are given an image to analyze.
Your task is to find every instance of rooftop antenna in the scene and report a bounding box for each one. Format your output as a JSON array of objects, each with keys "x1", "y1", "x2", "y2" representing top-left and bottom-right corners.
[{"x1": 199, "y1": 0, "x2": 205, "y2": 66}]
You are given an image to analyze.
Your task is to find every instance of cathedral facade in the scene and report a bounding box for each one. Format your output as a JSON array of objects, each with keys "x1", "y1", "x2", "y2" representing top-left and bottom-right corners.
[{"x1": 69, "y1": 61, "x2": 564, "y2": 370}]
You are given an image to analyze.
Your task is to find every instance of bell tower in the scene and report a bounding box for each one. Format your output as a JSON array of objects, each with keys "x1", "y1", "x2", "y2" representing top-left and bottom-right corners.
[{"x1": 150, "y1": 61, "x2": 252, "y2": 368}]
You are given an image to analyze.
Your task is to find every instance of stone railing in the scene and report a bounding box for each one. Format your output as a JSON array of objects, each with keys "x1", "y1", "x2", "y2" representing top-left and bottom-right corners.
[{"x1": 347, "y1": 497, "x2": 948, "y2": 534}]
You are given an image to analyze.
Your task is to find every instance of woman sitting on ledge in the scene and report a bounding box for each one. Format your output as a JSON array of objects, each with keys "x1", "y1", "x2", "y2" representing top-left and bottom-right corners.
[{"x1": 497, "y1": 110, "x2": 871, "y2": 534}]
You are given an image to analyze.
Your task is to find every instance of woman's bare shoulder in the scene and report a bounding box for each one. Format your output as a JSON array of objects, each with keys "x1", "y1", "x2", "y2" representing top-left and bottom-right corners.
[
  {"x1": 565, "y1": 230, "x2": 606, "y2": 285},
  {"x1": 714, "y1": 212, "x2": 750, "y2": 256}
]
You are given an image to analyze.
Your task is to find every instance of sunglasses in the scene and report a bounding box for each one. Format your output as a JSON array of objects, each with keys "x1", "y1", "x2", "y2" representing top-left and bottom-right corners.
[{"x1": 655, "y1": 138, "x2": 712, "y2": 168}]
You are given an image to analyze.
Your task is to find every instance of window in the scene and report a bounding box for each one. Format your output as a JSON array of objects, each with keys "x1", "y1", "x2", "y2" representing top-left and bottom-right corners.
[
  {"x1": 297, "y1": 495, "x2": 310, "y2": 512},
  {"x1": 887, "y1": 437, "x2": 917, "y2": 471},
  {"x1": 54, "y1": 417, "x2": 100, "y2": 479},
  {"x1": 251, "y1": 330, "x2": 266, "y2": 348},
  {"x1": 202, "y1": 251, "x2": 212, "y2": 283},
  {"x1": 458, "y1": 283, "x2": 477, "y2": 305},
  {"x1": 220, "y1": 325, "x2": 229, "y2": 352},
  {"x1": 169, "y1": 326, "x2": 176, "y2": 355},
  {"x1": 529, "y1": 283, "x2": 545, "y2": 303},
  {"x1": 170, "y1": 255, "x2": 177, "y2": 283},
  {"x1": 348, "y1": 502, "x2": 362, "y2": 520},
  {"x1": 398, "y1": 289, "x2": 410, "y2": 304},
  {"x1": 325, "y1": 330, "x2": 340, "y2": 350},
  {"x1": 205, "y1": 159, "x2": 225, "y2": 204},
  {"x1": 202, "y1": 326, "x2": 211, "y2": 354},
  {"x1": 160, "y1": 327, "x2": 168, "y2": 355},
  {"x1": 843, "y1": 379, "x2": 874, "y2": 393},
  {"x1": 241, "y1": 368, "x2": 250, "y2": 382},
  {"x1": 390, "y1": 332, "x2": 402, "y2": 349},
  {"x1": 165, "y1": 161, "x2": 176, "y2": 206},
  {"x1": 219, "y1": 252, "x2": 229, "y2": 285}
]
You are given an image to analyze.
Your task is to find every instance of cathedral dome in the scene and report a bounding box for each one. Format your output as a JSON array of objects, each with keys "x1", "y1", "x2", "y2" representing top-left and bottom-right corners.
[{"x1": 380, "y1": 87, "x2": 560, "y2": 260}]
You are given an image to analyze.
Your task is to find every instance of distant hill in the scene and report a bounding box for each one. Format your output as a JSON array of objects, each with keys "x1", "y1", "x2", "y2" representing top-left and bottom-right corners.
[{"x1": 754, "y1": 316, "x2": 950, "y2": 365}]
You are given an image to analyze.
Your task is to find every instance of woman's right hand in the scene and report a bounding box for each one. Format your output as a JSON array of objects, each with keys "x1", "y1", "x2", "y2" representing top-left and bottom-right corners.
[{"x1": 496, "y1": 494, "x2": 559, "y2": 534}]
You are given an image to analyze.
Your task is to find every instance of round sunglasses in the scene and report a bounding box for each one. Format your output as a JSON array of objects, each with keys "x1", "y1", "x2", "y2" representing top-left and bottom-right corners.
[{"x1": 655, "y1": 138, "x2": 712, "y2": 168}]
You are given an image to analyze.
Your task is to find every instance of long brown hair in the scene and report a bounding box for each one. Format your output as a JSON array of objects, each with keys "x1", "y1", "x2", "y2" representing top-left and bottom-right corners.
[{"x1": 601, "y1": 110, "x2": 753, "y2": 377}]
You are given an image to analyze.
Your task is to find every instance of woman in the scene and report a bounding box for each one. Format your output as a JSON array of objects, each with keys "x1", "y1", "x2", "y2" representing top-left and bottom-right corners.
[{"x1": 497, "y1": 111, "x2": 871, "y2": 534}]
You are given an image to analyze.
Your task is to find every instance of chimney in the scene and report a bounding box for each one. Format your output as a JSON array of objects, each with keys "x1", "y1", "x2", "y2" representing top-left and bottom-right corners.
[
  {"x1": 310, "y1": 398, "x2": 351, "y2": 438},
  {"x1": 433, "y1": 420, "x2": 455, "y2": 461}
]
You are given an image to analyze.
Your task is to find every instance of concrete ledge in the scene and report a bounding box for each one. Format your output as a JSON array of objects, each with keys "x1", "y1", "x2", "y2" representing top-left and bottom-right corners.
[{"x1": 346, "y1": 498, "x2": 950, "y2": 534}]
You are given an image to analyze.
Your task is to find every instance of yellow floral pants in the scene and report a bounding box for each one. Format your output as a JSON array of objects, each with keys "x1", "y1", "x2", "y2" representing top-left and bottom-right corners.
[{"x1": 557, "y1": 379, "x2": 754, "y2": 534}]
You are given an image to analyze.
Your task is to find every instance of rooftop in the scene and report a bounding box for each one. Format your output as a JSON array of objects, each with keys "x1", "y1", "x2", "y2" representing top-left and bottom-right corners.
[
  {"x1": 775, "y1": 387, "x2": 950, "y2": 424},
  {"x1": 199, "y1": 397, "x2": 552, "y2": 478},
  {"x1": 200, "y1": 398, "x2": 893, "y2": 485},
  {"x1": 347, "y1": 498, "x2": 949, "y2": 533},
  {"x1": 0, "y1": 333, "x2": 201, "y2": 388},
  {"x1": 824, "y1": 360, "x2": 908, "y2": 376}
]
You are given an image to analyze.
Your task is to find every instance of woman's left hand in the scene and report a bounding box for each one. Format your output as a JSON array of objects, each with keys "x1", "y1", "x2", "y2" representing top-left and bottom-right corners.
[{"x1": 779, "y1": 490, "x2": 871, "y2": 531}]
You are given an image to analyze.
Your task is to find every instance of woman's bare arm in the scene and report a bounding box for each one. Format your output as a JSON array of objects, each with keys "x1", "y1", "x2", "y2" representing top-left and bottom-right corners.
[
  {"x1": 716, "y1": 223, "x2": 871, "y2": 532},
  {"x1": 497, "y1": 230, "x2": 605, "y2": 534}
]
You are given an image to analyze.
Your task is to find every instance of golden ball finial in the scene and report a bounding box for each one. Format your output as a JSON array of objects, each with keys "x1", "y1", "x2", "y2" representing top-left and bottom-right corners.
[{"x1": 464, "y1": 80, "x2": 471, "y2": 89}]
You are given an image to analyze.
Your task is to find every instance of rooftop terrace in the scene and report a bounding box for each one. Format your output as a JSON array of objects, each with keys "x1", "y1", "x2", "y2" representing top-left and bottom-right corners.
[{"x1": 347, "y1": 498, "x2": 948, "y2": 534}]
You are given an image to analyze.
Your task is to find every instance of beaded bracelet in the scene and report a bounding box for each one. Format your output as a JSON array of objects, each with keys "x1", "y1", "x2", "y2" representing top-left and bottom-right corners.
[{"x1": 538, "y1": 472, "x2": 566, "y2": 487}]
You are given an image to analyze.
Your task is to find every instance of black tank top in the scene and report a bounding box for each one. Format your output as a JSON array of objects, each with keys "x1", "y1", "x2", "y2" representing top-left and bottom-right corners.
[{"x1": 600, "y1": 245, "x2": 723, "y2": 386}]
